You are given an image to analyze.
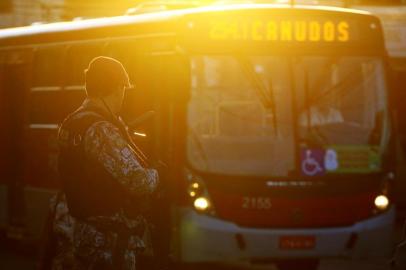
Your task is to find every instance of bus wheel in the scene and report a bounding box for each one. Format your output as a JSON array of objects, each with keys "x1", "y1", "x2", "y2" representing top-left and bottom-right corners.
[{"x1": 276, "y1": 259, "x2": 320, "y2": 270}]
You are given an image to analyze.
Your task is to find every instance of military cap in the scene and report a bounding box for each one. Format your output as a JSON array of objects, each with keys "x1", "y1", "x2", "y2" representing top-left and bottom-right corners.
[{"x1": 85, "y1": 56, "x2": 132, "y2": 97}]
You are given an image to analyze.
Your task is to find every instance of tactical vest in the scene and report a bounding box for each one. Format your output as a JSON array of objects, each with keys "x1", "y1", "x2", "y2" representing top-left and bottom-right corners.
[{"x1": 57, "y1": 107, "x2": 132, "y2": 219}]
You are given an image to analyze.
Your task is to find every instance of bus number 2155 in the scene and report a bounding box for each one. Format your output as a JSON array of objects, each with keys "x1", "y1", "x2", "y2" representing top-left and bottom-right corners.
[{"x1": 242, "y1": 197, "x2": 272, "y2": 210}]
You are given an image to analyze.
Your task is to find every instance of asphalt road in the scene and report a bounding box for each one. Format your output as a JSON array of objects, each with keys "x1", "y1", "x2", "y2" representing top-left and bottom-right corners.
[
  {"x1": 0, "y1": 247, "x2": 396, "y2": 270},
  {"x1": 0, "y1": 252, "x2": 394, "y2": 270},
  {"x1": 0, "y1": 220, "x2": 402, "y2": 270}
]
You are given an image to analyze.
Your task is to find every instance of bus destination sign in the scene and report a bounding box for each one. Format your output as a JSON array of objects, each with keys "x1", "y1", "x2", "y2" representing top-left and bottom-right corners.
[
  {"x1": 182, "y1": 10, "x2": 383, "y2": 53},
  {"x1": 209, "y1": 20, "x2": 350, "y2": 42}
]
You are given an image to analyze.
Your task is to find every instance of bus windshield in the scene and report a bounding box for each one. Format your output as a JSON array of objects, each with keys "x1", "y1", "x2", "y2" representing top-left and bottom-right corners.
[{"x1": 187, "y1": 55, "x2": 389, "y2": 177}]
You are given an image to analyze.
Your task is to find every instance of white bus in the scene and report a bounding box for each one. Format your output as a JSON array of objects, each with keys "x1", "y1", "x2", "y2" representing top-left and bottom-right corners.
[{"x1": 0, "y1": 3, "x2": 396, "y2": 269}]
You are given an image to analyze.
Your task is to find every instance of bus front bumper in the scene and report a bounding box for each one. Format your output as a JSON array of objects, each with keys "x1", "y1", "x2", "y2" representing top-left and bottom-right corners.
[{"x1": 177, "y1": 206, "x2": 395, "y2": 263}]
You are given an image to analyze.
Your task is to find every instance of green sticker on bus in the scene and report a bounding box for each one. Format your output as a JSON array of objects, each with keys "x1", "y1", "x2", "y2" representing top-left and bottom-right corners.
[{"x1": 326, "y1": 145, "x2": 381, "y2": 173}]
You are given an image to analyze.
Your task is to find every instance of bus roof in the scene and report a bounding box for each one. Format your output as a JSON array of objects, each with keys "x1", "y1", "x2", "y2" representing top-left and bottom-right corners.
[{"x1": 0, "y1": 4, "x2": 374, "y2": 44}]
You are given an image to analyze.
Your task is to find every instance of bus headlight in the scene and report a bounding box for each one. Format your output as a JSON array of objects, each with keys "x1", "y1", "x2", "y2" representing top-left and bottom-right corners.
[
  {"x1": 194, "y1": 197, "x2": 210, "y2": 211},
  {"x1": 374, "y1": 195, "x2": 389, "y2": 211},
  {"x1": 187, "y1": 181, "x2": 202, "y2": 198},
  {"x1": 185, "y1": 169, "x2": 215, "y2": 214}
]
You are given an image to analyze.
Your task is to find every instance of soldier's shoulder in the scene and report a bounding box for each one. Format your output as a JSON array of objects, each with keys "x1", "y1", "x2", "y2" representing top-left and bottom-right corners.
[
  {"x1": 86, "y1": 120, "x2": 120, "y2": 138},
  {"x1": 84, "y1": 121, "x2": 126, "y2": 153},
  {"x1": 60, "y1": 109, "x2": 104, "y2": 133}
]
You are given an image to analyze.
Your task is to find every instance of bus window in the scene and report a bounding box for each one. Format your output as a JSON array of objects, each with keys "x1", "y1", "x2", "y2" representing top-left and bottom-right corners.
[
  {"x1": 65, "y1": 44, "x2": 103, "y2": 87},
  {"x1": 32, "y1": 47, "x2": 63, "y2": 88},
  {"x1": 295, "y1": 57, "x2": 388, "y2": 148},
  {"x1": 29, "y1": 91, "x2": 67, "y2": 124},
  {"x1": 188, "y1": 55, "x2": 294, "y2": 176},
  {"x1": 30, "y1": 47, "x2": 66, "y2": 123}
]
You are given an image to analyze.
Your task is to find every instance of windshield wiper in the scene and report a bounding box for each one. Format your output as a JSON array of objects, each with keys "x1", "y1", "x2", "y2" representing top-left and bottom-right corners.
[
  {"x1": 188, "y1": 127, "x2": 210, "y2": 171},
  {"x1": 237, "y1": 57, "x2": 278, "y2": 135},
  {"x1": 299, "y1": 60, "x2": 367, "y2": 147},
  {"x1": 304, "y1": 63, "x2": 364, "y2": 111},
  {"x1": 302, "y1": 67, "x2": 329, "y2": 146}
]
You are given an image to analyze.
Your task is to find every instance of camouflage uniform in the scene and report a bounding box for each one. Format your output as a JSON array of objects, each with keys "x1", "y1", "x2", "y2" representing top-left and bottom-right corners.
[{"x1": 52, "y1": 100, "x2": 158, "y2": 270}]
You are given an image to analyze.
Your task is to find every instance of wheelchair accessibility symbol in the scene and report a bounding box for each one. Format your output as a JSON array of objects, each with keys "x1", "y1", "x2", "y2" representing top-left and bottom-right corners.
[{"x1": 301, "y1": 149, "x2": 325, "y2": 176}]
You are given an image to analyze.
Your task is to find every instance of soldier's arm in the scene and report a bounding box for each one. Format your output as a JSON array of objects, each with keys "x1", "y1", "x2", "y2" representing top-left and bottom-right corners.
[{"x1": 83, "y1": 120, "x2": 158, "y2": 197}]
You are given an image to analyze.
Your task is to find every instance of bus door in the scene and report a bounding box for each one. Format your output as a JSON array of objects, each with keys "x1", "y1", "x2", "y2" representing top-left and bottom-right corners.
[
  {"x1": 0, "y1": 49, "x2": 32, "y2": 239},
  {"x1": 149, "y1": 52, "x2": 189, "y2": 192},
  {"x1": 146, "y1": 51, "x2": 190, "y2": 265},
  {"x1": 23, "y1": 46, "x2": 67, "y2": 239}
]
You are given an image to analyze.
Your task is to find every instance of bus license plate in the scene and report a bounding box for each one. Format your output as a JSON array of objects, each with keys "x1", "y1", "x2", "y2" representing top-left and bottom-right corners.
[{"x1": 279, "y1": 236, "x2": 316, "y2": 250}]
